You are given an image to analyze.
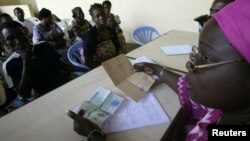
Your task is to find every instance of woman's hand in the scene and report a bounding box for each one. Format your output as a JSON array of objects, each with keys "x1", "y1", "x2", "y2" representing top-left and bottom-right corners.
[
  {"x1": 67, "y1": 110, "x2": 101, "y2": 136},
  {"x1": 134, "y1": 62, "x2": 181, "y2": 93},
  {"x1": 133, "y1": 62, "x2": 162, "y2": 76}
]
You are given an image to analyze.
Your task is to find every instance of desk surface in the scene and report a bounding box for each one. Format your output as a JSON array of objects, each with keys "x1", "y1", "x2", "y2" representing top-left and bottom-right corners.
[
  {"x1": 0, "y1": 66, "x2": 180, "y2": 141},
  {"x1": 0, "y1": 30, "x2": 193, "y2": 141},
  {"x1": 127, "y1": 30, "x2": 199, "y2": 72}
]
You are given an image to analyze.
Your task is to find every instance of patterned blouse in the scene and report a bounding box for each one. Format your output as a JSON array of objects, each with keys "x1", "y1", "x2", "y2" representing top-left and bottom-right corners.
[
  {"x1": 70, "y1": 19, "x2": 92, "y2": 36},
  {"x1": 177, "y1": 76, "x2": 222, "y2": 141},
  {"x1": 83, "y1": 26, "x2": 120, "y2": 68},
  {"x1": 32, "y1": 22, "x2": 63, "y2": 43}
]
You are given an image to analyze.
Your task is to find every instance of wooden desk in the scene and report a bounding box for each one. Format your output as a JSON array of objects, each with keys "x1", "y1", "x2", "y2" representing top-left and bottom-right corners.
[
  {"x1": 127, "y1": 30, "x2": 199, "y2": 73},
  {"x1": 0, "y1": 66, "x2": 180, "y2": 141}
]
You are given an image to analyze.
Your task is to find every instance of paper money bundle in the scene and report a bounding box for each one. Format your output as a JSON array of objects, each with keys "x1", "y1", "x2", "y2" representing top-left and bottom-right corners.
[{"x1": 75, "y1": 87, "x2": 124, "y2": 126}]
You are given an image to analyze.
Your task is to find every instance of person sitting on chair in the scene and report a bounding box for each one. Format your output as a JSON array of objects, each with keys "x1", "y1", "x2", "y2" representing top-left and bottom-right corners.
[
  {"x1": 0, "y1": 13, "x2": 13, "y2": 25},
  {"x1": 102, "y1": 0, "x2": 127, "y2": 53},
  {"x1": 68, "y1": 1, "x2": 250, "y2": 141},
  {"x1": 33, "y1": 8, "x2": 69, "y2": 63},
  {"x1": 70, "y1": 25, "x2": 83, "y2": 45},
  {"x1": 33, "y1": 8, "x2": 66, "y2": 48},
  {"x1": 14, "y1": 7, "x2": 35, "y2": 39},
  {"x1": 81, "y1": 3, "x2": 121, "y2": 69},
  {"x1": 68, "y1": 7, "x2": 92, "y2": 41},
  {"x1": 1, "y1": 21, "x2": 86, "y2": 99},
  {"x1": 0, "y1": 13, "x2": 13, "y2": 61}
]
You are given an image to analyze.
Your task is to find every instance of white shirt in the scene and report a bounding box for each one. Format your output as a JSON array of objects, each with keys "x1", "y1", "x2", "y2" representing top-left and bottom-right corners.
[{"x1": 17, "y1": 19, "x2": 35, "y2": 34}]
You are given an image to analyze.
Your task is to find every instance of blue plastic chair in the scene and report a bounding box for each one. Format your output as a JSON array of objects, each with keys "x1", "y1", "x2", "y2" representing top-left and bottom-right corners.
[
  {"x1": 131, "y1": 26, "x2": 160, "y2": 45},
  {"x1": 67, "y1": 41, "x2": 91, "y2": 76}
]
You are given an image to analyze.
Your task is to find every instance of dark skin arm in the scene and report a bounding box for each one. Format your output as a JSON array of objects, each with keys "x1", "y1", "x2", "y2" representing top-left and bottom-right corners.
[
  {"x1": 84, "y1": 56, "x2": 101, "y2": 69},
  {"x1": 66, "y1": 63, "x2": 180, "y2": 141},
  {"x1": 16, "y1": 48, "x2": 33, "y2": 98},
  {"x1": 133, "y1": 62, "x2": 180, "y2": 93},
  {"x1": 67, "y1": 110, "x2": 106, "y2": 141}
]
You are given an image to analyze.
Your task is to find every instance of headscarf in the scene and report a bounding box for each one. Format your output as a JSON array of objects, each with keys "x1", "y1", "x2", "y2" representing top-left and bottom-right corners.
[{"x1": 213, "y1": 0, "x2": 250, "y2": 63}]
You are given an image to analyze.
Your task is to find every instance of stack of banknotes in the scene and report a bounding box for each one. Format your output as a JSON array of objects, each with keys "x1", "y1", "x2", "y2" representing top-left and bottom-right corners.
[{"x1": 75, "y1": 87, "x2": 124, "y2": 126}]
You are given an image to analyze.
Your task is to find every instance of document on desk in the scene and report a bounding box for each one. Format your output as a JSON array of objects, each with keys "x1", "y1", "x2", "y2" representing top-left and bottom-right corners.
[
  {"x1": 160, "y1": 44, "x2": 192, "y2": 55},
  {"x1": 101, "y1": 92, "x2": 169, "y2": 133}
]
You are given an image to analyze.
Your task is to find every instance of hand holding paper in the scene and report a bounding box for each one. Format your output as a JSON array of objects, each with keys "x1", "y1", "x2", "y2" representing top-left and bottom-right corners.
[{"x1": 102, "y1": 55, "x2": 155, "y2": 101}]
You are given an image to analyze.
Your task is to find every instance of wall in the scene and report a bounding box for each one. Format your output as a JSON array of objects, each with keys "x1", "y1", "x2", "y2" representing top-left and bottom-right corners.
[
  {"x1": 20, "y1": 0, "x2": 38, "y2": 15},
  {"x1": 0, "y1": 5, "x2": 34, "y2": 18},
  {"x1": 0, "y1": 0, "x2": 37, "y2": 17},
  {"x1": 0, "y1": 0, "x2": 20, "y2": 5},
  {"x1": 35, "y1": 0, "x2": 213, "y2": 43}
]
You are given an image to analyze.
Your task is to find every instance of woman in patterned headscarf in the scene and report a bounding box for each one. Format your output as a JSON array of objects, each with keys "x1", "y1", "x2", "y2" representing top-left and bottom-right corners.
[{"x1": 69, "y1": 7, "x2": 92, "y2": 41}]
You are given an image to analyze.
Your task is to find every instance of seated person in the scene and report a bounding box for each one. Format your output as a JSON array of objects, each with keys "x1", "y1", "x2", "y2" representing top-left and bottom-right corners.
[
  {"x1": 0, "y1": 13, "x2": 13, "y2": 25},
  {"x1": 68, "y1": 1, "x2": 250, "y2": 141},
  {"x1": 13, "y1": 7, "x2": 35, "y2": 38},
  {"x1": 102, "y1": 0, "x2": 127, "y2": 53},
  {"x1": 0, "y1": 15, "x2": 36, "y2": 112},
  {"x1": 70, "y1": 25, "x2": 83, "y2": 45},
  {"x1": 70, "y1": 25, "x2": 85, "y2": 64},
  {"x1": 0, "y1": 13, "x2": 14, "y2": 72},
  {"x1": 194, "y1": 0, "x2": 234, "y2": 30},
  {"x1": 68, "y1": 7, "x2": 92, "y2": 40},
  {"x1": 82, "y1": 3, "x2": 121, "y2": 69},
  {"x1": 0, "y1": 21, "x2": 86, "y2": 99},
  {"x1": 33, "y1": 8, "x2": 68, "y2": 63},
  {"x1": 33, "y1": 8, "x2": 66, "y2": 48}
]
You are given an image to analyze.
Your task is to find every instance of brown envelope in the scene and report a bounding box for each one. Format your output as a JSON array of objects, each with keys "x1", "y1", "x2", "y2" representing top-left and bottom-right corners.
[{"x1": 102, "y1": 54, "x2": 155, "y2": 101}]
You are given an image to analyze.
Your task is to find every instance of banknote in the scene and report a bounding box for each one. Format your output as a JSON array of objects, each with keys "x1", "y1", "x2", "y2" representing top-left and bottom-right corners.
[
  {"x1": 100, "y1": 93, "x2": 123, "y2": 114},
  {"x1": 89, "y1": 87, "x2": 111, "y2": 107},
  {"x1": 85, "y1": 108, "x2": 110, "y2": 126},
  {"x1": 76, "y1": 101, "x2": 110, "y2": 126},
  {"x1": 75, "y1": 87, "x2": 123, "y2": 126}
]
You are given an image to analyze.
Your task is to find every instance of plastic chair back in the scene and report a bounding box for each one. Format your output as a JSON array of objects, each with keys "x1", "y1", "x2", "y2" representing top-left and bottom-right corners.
[
  {"x1": 67, "y1": 41, "x2": 91, "y2": 71},
  {"x1": 132, "y1": 26, "x2": 160, "y2": 45}
]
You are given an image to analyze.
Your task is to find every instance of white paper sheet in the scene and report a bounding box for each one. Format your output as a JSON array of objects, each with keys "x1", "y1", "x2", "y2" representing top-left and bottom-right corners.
[
  {"x1": 160, "y1": 44, "x2": 192, "y2": 55},
  {"x1": 131, "y1": 56, "x2": 156, "y2": 65},
  {"x1": 101, "y1": 92, "x2": 169, "y2": 133}
]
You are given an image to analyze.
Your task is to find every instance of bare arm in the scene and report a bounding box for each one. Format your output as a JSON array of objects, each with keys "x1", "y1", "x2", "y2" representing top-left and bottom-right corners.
[
  {"x1": 84, "y1": 56, "x2": 101, "y2": 69},
  {"x1": 17, "y1": 51, "x2": 32, "y2": 98}
]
